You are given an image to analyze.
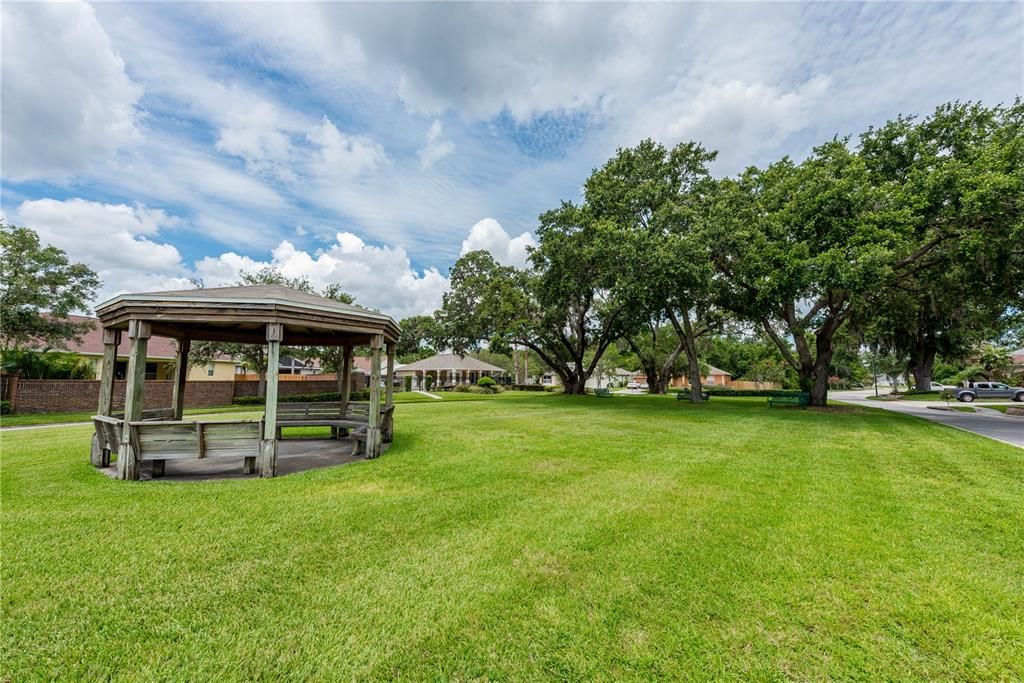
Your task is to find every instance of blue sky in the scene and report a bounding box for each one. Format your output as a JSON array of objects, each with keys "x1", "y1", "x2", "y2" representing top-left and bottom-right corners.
[{"x1": 2, "y1": 1, "x2": 1021, "y2": 318}]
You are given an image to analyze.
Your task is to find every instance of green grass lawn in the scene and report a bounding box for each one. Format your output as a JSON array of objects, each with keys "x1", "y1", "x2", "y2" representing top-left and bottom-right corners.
[{"x1": 3, "y1": 395, "x2": 1022, "y2": 680}]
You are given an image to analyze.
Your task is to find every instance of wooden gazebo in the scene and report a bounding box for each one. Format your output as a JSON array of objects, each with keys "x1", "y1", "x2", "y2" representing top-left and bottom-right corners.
[{"x1": 91, "y1": 284, "x2": 401, "y2": 479}]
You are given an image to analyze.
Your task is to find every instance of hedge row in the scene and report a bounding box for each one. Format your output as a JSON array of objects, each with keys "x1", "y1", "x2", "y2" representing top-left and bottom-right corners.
[
  {"x1": 508, "y1": 384, "x2": 547, "y2": 392},
  {"x1": 233, "y1": 390, "x2": 372, "y2": 406}
]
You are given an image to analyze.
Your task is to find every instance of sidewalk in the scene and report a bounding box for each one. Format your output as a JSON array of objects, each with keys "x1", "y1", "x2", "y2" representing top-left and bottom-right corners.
[{"x1": 832, "y1": 390, "x2": 1024, "y2": 449}]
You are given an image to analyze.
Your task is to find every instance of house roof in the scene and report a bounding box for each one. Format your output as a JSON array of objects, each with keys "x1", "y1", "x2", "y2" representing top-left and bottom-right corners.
[
  {"x1": 396, "y1": 353, "x2": 506, "y2": 373},
  {"x1": 706, "y1": 365, "x2": 732, "y2": 377},
  {"x1": 47, "y1": 315, "x2": 180, "y2": 359}
]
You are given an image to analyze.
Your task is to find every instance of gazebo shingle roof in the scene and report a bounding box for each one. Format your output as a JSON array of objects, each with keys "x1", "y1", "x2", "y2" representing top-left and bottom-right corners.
[
  {"x1": 398, "y1": 353, "x2": 505, "y2": 373},
  {"x1": 95, "y1": 284, "x2": 400, "y2": 346}
]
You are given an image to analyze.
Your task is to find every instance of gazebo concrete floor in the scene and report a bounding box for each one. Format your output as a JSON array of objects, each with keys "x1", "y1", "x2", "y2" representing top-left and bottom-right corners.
[{"x1": 99, "y1": 438, "x2": 386, "y2": 481}]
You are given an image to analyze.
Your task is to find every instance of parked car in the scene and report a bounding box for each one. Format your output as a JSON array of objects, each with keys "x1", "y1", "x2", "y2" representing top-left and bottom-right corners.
[{"x1": 950, "y1": 382, "x2": 1024, "y2": 402}]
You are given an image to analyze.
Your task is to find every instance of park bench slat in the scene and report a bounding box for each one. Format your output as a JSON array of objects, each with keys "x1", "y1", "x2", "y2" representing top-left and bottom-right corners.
[{"x1": 127, "y1": 419, "x2": 263, "y2": 473}]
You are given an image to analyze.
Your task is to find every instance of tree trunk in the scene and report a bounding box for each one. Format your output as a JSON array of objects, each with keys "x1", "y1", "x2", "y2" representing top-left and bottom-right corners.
[
  {"x1": 680, "y1": 312, "x2": 704, "y2": 403},
  {"x1": 910, "y1": 342, "x2": 937, "y2": 392},
  {"x1": 563, "y1": 376, "x2": 588, "y2": 395},
  {"x1": 808, "y1": 360, "x2": 831, "y2": 406},
  {"x1": 761, "y1": 301, "x2": 848, "y2": 408},
  {"x1": 644, "y1": 364, "x2": 665, "y2": 394},
  {"x1": 806, "y1": 329, "x2": 836, "y2": 407}
]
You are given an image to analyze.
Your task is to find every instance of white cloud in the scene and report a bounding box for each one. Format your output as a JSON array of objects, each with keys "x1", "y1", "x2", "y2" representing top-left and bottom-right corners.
[
  {"x1": 3, "y1": 0, "x2": 1020, "y2": 311},
  {"x1": 214, "y1": 99, "x2": 297, "y2": 181},
  {"x1": 632, "y1": 76, "x2": 832, "y2": 170},
  {"x1": 1, "y1": 0, "x2": 143, "y2": 180},
  {"x1": 306, "y1": 117, "x2": 388, "y2": 179},
  {"x1": 460, "y1": 218, "x2": 536, "y2": 268},
  {"x1": 12, "y1": 198, "x2": 191, "y2": 306},
  {"x1": 195, "y1": 232, "x2": 448, "y2": 320},
  {"x1": 419, "y1": 120, "x2": 455, "y2": 169}
]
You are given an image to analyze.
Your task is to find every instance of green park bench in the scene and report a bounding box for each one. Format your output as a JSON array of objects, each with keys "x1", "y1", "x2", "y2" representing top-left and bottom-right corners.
[
  {"x1": 767, "y1": 393, "x2": 810, "y2": 408},
  {"x1": 594, "y1": 387, "x2": 613, "y2": 398},
  {"x1": 676, "y1": 391, "x2": 710, "y2": 402}
]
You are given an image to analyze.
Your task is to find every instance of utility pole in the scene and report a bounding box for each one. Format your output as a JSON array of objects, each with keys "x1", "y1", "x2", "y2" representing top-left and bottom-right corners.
[{"x1": 872, "y1": 344, "x2": 879, "y2": 398}]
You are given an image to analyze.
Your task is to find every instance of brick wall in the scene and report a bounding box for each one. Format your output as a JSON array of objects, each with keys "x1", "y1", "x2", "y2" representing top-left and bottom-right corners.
[
  {"x1": 11, "y1": 379, "x2": 235, "y2": 413},
  {"x1": 231, "y1": 377, "x2": 364, "y2": 398},
  {"x1": 8, "y1": 376, "x2": 365, "y2": 413}
]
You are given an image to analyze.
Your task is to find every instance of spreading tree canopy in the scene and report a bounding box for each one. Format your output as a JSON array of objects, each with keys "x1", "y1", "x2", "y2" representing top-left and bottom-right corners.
[
  {"x1": 0, "y1": 224, "x2": 100, "y2": 354},
  {"x1": 438, "y1": 206, "x2": 629, "y2": 394},
  {"x1": 704, "y1": 140, "x2": 893, "y2": 406},
  {"x1": 584, "y1": 139, "x2": 720, "y2": 400},
  {"x1": 858, "y1": 100, "x2": 1024, "y2": 389}
]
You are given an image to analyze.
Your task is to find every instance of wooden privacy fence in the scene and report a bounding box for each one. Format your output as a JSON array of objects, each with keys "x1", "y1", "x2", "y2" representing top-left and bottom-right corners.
[{"x1": 729, "y1": 380, "x2": 782, "y2": 391}]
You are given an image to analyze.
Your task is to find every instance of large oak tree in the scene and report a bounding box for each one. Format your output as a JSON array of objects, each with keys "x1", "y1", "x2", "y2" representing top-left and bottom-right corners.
[
  {"x1": 858, "y1": 101, "x2": 1024, "y2": 389},
  {"x1": 439, "y1": 206, "x2": 629, "y2": 394},
  {"x1": 584, "y1": 139, "x2": 720, "y2": 400}
]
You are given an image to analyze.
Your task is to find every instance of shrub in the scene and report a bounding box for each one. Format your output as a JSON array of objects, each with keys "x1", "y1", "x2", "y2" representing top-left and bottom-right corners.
[
  {"x1": 451, "y1": 383, "x2": 504, "y2": 395},
  {"x1": 403, "y1": 376, "x2": 412, "y2": 392},
  {"x1": 477, "y1": 376, "x2": 496, "y2": 388},
  {"x1": 424, "y1": 375, "x2": 434, "y2": 391},
  {"x1": 508, "y1": 384, "x2": 546, "y2": 391},
  {"x1": 1, "y1": 400, "x2": 11, "y2": 415},
  {"x1": 2, "y1": 349, "x2": 94, "y2": 379}
]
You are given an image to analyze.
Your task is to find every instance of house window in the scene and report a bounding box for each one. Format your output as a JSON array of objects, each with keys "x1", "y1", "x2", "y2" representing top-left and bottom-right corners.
[
  {"x1": 144, "y1": 362, "x2": 158, "y2": 380},
  {"x1": 542, "y1": 375, "x2": 552, "y2": 385},
  {"x1": 207, "y1": 363, "x2": 215, "y2": 377}
]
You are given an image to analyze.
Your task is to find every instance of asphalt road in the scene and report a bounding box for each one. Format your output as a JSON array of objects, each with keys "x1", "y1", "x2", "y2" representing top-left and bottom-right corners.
[{"x1": 832, "y1": 390, "x2": 1024, "y2": 449}]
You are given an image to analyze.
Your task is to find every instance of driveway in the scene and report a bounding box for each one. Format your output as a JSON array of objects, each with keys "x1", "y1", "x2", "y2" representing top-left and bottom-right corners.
[{"x1": 832, "y1": 390, "x2": 1024, "y2": 449}]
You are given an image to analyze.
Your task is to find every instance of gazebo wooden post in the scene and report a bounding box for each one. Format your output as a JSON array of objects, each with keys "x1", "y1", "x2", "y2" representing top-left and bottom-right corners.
[
  {"x1": 386, "y1": 342, "x2": 395, "y2": 405},
  {"x1": 384, "y1": 341, "x2": 395, "y2": 443},
  {"x1": 117, "y1": 319, "x2": 150, "y2": 480},
  {"x1": 172, "y1": 338, "x2": 191, "y2": 420},
  {"x1": 92, "y1": 327, "x2": 121, "y2": 467},
  {"x1": 340, "y1": 345, "x2": 353, "y2": 413},
  {"x1": 367, "y1": 334, "x2": 383, "y2": 457},
  {"x1": 259, "y1": 323, "x2": 283, "y2": 477}
]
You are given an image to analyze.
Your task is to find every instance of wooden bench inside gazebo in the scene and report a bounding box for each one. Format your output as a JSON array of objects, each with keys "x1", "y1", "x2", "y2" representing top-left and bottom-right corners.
[{"x1": 89, "y1": 284, "x2": 401, "y2": 480}]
